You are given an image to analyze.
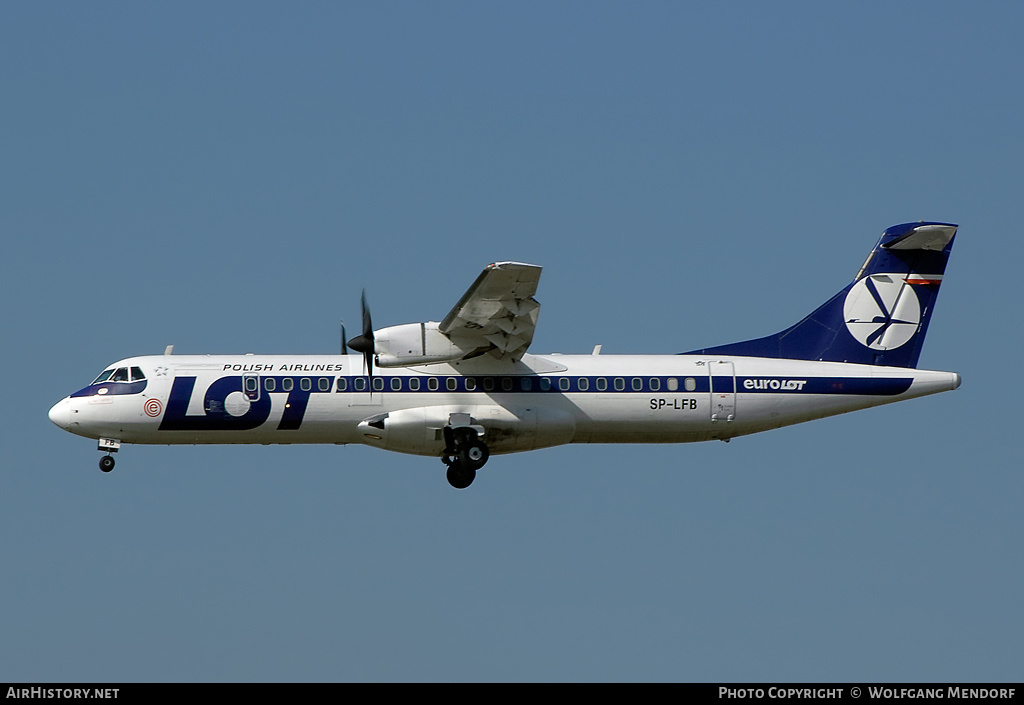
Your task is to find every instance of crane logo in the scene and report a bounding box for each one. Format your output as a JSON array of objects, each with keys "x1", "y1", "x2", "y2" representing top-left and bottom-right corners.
[{"x1": 843, "y1": 274, "x2": 921, "y2": 350}]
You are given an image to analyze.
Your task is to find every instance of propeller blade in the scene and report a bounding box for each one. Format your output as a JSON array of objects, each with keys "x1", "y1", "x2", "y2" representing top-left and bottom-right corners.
[
  {"x1": 361, "y1": 289, "x2": 373, "y2": 339},
  {"x1": 346, "y1": 289, "x2": 376, "y2": 390}
]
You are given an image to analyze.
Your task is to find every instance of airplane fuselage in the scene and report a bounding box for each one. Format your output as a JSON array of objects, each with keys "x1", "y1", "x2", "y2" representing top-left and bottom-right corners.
[{"x1": 48, "y1": 352, "x2": 960, "y2": 456}]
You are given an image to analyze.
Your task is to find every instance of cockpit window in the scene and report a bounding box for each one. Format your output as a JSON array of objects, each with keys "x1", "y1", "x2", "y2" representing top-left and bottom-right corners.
[
  {"x1": 74, "y1": 365, "x2": 148, "y2": 399},
  {"x1": 92, "y1": 369, "x2": 115, "y2": 384},
  {"x1": 92, "y1": 367, "x2": 140, "y2": 384}
]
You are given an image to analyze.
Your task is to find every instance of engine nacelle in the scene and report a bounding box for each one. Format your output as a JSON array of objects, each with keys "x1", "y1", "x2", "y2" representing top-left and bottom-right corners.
[
  {"x1": 356, "y1": 405, "x2": 576, "y2": 456},
  {"x1": 373, "y1": 322, "x2": 465, "y2": 367},
  {"x1": 357, "y1": 407, "x2": 448, "y2": 456}
]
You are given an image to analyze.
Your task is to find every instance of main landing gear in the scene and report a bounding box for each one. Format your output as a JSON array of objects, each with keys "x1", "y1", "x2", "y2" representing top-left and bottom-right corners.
[
  {"x1": 99, "y1": 455, "x2": 115, "y2": 472},
  {"x1": 442, "y1": 427, "x2": 490, "y2": 489}
]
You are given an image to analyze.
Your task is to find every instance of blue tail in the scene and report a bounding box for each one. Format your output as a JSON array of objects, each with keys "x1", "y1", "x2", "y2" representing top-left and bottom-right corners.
[{"x1": 685, "y1": 222, "x2": 957, "y2": 368}]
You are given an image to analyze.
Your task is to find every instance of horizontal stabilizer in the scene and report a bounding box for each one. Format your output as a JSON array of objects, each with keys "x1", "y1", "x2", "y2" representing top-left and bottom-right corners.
[{"x1": 882, "y1": 223, "x2": 956, "y2": 251}]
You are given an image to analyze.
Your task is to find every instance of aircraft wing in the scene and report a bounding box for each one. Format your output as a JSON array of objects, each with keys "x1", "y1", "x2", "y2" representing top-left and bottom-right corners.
[{"x1": 439, "y1": 261, "x2": 542, "y2": 362}]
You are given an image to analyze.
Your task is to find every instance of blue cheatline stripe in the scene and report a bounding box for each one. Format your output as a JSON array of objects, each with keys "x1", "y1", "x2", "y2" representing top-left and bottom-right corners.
[
  {"x1": 326, "y1": 375, "x2": 913, "y2": 396},
  {"x1": 72, "y1": 374, "x2": 915, "y2": 399}
]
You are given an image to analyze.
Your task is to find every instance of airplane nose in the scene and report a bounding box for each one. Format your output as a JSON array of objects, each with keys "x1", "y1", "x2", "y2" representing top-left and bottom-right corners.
[{"x1": 48, "y1": 398, "x2": 71, "y2": 429}]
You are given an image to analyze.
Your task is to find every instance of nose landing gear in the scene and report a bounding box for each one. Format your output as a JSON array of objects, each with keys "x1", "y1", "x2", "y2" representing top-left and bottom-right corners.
[{"x1": 97, "y1": 437, "x2": 120, "y2": 473}]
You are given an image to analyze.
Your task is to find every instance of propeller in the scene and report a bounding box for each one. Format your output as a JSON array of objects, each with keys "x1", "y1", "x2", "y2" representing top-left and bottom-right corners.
[{"x1": 346, "y1": 289, "x2": 376, "y2": 389}]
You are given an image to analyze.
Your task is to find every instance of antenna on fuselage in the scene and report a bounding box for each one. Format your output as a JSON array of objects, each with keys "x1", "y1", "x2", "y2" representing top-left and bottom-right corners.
[{"x1": 164, "y1": 345, "x2": 174, "y2": 355}]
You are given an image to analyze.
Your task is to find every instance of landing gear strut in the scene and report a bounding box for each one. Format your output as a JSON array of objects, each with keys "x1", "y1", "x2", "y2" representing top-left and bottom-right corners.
[{"x1": 442, "y1": 427, "x2": 489, "y2": 489}]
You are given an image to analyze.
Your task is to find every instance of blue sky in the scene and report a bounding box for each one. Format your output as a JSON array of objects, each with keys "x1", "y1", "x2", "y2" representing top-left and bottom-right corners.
[{"x1": 2, "y1": 2, "x2": 1021, "y2": 682}]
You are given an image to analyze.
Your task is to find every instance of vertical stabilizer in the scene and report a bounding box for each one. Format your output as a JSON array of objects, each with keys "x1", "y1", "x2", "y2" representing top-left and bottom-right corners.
[{"x1": 685, "y1": 222, "x2": 957, "y2": 368}]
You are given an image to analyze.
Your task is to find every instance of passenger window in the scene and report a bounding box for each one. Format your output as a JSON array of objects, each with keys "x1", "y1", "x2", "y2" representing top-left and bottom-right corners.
[
  {"x1": 335, "y1": 377, "x2": 346, "y2": 392},
  {"x1": 614, "y1": 378, "x2": 625, "y2": 391},
  {"x1": 502, "y1": 378, "x2": 513, "y2": 391},
  {"x1": 131, "y1": 367, "x2": 146, "y2": 381},
  {"x1": 650, "y1": 378, "x2": 660, "y2": 391},
  {"x1": 372, "y1": 377, "x2": 384, "y2": 391},
  {"x1": 631, "y1": 378, "x2": 643, "y2": 391},
  {"x1": 578, "y1": 378, "x2": 589, "y2": 391},
  {"x1": 301, "y1": 378, "x2": 312, "y2": 391},
  {"x1": 391, "y1": 377, "x2": 402, "y2": 391},
  {"x1": 245, "y1": 377, "x2": 259, "y2": 393},
  {"x1": 447, "y1": 377, "x2": 457, "y2": 391},
  {"x1": 558, "y1": 378, "x2": 570, "y2": 391},
  {"x1": 266, "y1": 378, "x2": 277, "y2": 392},
  {"x1": 596, "y1": 377, "x2": 607, "y2": 391},
  {"x1": 539, "y1": 378, "x2": 552, "y2": 391},
  {"x1": 354, "y1": 377, "x2": 366, "y2": 391},
  {"x1": 667, "y1": 377, "x2": 678, "y2": 391},
  {"x1": 684, "y1": 377, "x2": 697, "y2": 392},
  {"x1": 521, "y1": 378, "x2": 532, "y2": 391},
  {"x1": 428, "y1": 377, "x2": 439, "y2": 391},
  {"x1": 465, "y1": 378, "x2": 477, "y2": 391},
  {"x1": 283, "y1": 378, "x2": 294, "y2": 391},
  {"x1": 409, "y1": 378, "x2": 420, "y2": 391},
  {"x1": 483, "y1": 377, "x2": 495, "y2": 392},
  {"x1": 319, "y1": 378, "x2": 330, "y2": 392}
]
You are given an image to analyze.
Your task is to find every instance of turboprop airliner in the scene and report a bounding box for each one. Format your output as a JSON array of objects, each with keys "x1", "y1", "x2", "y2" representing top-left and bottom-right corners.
[{"x1": 49, "y1": 222, "x2": 960, "y2": 489}]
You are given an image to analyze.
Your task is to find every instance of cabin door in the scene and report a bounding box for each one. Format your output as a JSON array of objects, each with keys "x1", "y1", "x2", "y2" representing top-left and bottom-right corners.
[{"x1": 709, "y1": 361, "x2": 736, "y2": 423}]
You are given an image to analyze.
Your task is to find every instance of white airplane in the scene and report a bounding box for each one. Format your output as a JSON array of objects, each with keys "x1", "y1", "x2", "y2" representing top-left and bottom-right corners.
[{"x1": 49, "y1": 222, "x2": 961, "y2": 489}]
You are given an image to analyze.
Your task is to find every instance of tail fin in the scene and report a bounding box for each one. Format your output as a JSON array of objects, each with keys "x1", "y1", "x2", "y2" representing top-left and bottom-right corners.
[{"x1": 685, "y1": 222, "x2": 957, "y2": 368}]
